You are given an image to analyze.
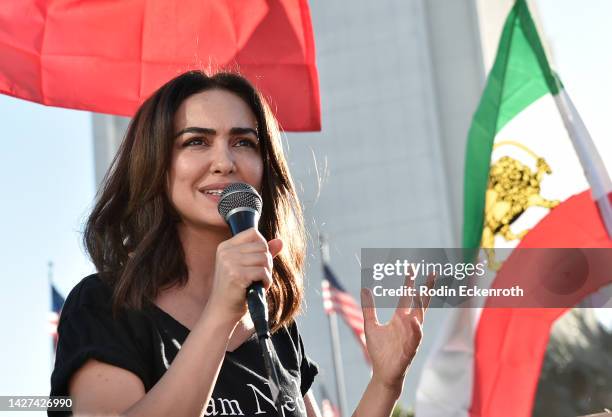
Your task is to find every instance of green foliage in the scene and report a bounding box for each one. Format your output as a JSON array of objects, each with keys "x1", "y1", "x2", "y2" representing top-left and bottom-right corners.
[{"x1": 392, "y1": 403, "x2": 414, "y2": 417}]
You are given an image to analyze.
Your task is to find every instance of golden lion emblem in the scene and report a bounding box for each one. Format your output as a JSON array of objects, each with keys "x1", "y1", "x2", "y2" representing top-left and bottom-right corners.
[{"x1": 482, "y1": 141, "x2": 559, "y2": 269}]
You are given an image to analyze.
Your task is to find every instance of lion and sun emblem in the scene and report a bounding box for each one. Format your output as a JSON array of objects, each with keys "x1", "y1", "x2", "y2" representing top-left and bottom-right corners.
[{"x1": 482, "y1": 141, "x2": 560, "y2": 269}]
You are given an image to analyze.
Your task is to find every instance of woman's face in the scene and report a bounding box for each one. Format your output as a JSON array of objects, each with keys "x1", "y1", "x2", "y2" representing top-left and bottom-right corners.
[{"x1": 167, "y1": 89, "x2": 264, "y2": 230}]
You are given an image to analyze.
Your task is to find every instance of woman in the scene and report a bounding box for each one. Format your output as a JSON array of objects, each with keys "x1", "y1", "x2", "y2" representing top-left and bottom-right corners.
[{"x1": 50, "y1": 71, "x2": 430, "y2": 417}]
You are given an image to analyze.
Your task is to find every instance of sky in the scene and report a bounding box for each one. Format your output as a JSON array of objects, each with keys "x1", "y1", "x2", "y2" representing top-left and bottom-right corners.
[
  {"x1": 0, "y1": 98, "x2": 96, "y2": 409},
  {"x1": 0, "y1": 1, "x2": 610, "y2": 415}
]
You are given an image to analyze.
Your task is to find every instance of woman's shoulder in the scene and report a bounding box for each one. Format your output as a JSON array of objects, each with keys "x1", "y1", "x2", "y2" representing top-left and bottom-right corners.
[
  {"x1": 56, "y1": 273, "x2": 156, "y2": 357},
  {"x1": 60, "y1": 273, "x2": 114, "y2": 316},
  {"x1": 275, "y1": 320, "x2": 304, "y2": 356},
  {"x1": 284, "y1": 319, "x2": 305, "y2": 339},
  {"x1": 51, "y1": 274, "x2": 155, "y2": 398},
  {"x1": 277, "y1": 319, "x2": 319, "y2": 395},
  {"x1": 284, "y1": 319, "x2": 299, "y2": 338}
]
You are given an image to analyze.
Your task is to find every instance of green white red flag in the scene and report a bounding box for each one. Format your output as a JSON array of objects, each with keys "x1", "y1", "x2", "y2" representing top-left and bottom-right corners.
[{"x1": 416, "y1": 1, "x2": 612, "y2": 416}]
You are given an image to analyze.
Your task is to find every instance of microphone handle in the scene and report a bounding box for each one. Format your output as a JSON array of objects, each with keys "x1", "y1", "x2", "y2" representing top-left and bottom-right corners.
[
  {"x1": 226, "y1": 209, "x2": 259, "y2": 235},
  {"x1": 246, "y1": 282, "x2": 270, "y2": 339}
]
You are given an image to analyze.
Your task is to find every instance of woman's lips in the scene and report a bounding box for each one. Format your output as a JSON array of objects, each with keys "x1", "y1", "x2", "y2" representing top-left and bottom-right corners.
[
  {"x1": 198, "y1": 183, "x2": 232, "y2": 205},
  {"x1": 200, "y1": 191, "x2": 222, "y2": 203}
]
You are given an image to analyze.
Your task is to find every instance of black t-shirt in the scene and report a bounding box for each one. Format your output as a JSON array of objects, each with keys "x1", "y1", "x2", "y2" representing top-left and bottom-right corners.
[{"x1": 49, "y1": 274, "x2": 318, "y2": 417}]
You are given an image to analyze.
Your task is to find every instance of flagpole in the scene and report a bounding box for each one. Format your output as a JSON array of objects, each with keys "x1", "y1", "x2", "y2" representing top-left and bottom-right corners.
[
  {"x1": 319, "y1": 234, "x2": 348, "y2": 417},
  {"x1": 553, "y1": 88, "x2": 612, "y2": 238},
  {"x1": 48, "y1": 260, "x2": 55, "y2": 368},
  {"x1": 47, "y1": 261, "x2": 54, "y2": 286}
]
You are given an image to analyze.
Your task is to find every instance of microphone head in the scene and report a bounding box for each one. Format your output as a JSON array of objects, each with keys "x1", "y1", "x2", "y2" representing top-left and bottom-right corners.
[{"x1": 217, "y1": 182, "x2": 263, "y2": 221}]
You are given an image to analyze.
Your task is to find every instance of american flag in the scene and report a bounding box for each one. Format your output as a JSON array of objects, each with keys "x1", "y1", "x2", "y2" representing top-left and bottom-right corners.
[
  {"x1": 321, "y1": 263, "x2": 370, "y2": 363},
  {"x1": 321, "y1": 399, "x2": 339, "y2": 417},
  {"x1": 49, "y1": 282, "x2": 65, "y2": 351},
  {"x1": 319, "y1": 384, "x2": 340, "y2": 417}
]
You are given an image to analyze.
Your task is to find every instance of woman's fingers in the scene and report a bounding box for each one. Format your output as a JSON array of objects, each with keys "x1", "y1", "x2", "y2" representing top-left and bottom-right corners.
[
  {"x1": 267, "y1": 238, "x2": 283, "y2": 258},
  {"x1": 360, "y1": 288, "x2": 380, "y2": 327},
  {"x1": 220, "y1": 231, "x2": 282, "y2": 274},
  {"x1": 395, "y1": 273, "x2": 415, "y2": 313},
  {"x1": 393, "y1": 272, "x2": 435, "y2": 324},
  {"x1": 235, "y1": 252, "x2": 272, "y2": 270},
  {"x1": 226, "y1": 228, "x2": 266, "y2": 245},
  {"x1": 226, "y1": 234, "x2": 283, "y2": 260},
  {"x1": 422, "y1": 273, "x2": 435, "y2": 311},
  {"x1": 411, "y1": 273, "x2": 435, "y2": 323},
  {"x1": 211, "y1": 228, "x2": 276, "y2": 313},
  {"x1": 237, "y1": 241, "x2": 269, "y2": 254},
  {"x1": 241, "y1": 266, "x2": 273, "y2": 290},
  {"x1": 412, "y1": 289, "x2": 424, "y2": 323}
]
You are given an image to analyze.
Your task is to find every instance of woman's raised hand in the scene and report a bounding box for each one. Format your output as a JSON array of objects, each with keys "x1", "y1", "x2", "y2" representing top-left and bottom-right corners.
[
  {"x1": 360, "y1": 274, "x2": 433, "y2": 395},
  {"x1": 207, "y1": 228, "x2": 283, "y2": 324}
]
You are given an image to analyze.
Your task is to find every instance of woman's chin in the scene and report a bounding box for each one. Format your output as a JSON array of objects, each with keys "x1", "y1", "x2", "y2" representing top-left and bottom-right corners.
[
  {"x1": 178, "y1": 217, "x2": 230, "y2": 234},
  {"x1": 199, "y1": 220, "x2": 229, "y2": 232}
]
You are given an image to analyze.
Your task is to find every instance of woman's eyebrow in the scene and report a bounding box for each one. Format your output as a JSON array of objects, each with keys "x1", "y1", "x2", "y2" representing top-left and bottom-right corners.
[
  {"x1": 229, "y1": 127, "x2": 258, "y2": 137},
  {"x1": 174, "y1": 127, "x2": 215, "y2": 138},
  {"x1": 174, "y1": 126, "x2": 258, "y2": 138}
]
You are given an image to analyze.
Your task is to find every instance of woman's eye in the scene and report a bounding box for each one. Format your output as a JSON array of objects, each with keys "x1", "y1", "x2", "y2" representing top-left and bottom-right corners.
[
  {"x1": 183, "y1": 138, "x2": 207, "y2": 147},
  {"x1": 234, "y1": 138, "x2": 258, "y2": 148}
]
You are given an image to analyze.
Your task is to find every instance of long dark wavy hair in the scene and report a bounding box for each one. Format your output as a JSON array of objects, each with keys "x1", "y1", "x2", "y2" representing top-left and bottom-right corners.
[{"x1": 84, "y1": 71, "x2": 306, "y2": 331}]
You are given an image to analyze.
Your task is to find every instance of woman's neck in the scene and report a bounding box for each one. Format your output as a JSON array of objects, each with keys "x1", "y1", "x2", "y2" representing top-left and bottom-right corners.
[{"x1": 176, "y1": 222, "x2": 232, "y2": 305}]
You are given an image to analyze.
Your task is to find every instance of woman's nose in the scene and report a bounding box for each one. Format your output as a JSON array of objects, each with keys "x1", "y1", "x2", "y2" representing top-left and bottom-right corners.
[{"x1": 210, "y1": 142, "x2": 236, "y2": 174}]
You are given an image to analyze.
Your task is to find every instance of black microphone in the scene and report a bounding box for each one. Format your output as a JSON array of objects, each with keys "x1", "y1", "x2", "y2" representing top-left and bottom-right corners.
[
  {"x1": 218, "y1": 182, "x2": 270, "y2": 338},
  {"x1": 217, "y1": 182, "x2": 268, "y2": 338},
  {"x1": 217, "y1": 183, "x2": 281, "y2": 402}
]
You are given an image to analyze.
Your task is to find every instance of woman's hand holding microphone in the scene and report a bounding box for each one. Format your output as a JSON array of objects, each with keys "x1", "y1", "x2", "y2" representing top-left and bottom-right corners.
[{"x1": 205, "y1": 228, "x2": 283, "y2": 327}]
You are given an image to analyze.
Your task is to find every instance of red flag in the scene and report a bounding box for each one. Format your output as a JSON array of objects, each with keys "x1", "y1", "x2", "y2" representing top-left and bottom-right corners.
[
  {"x1": 470, "y1": 190, "x2": 612, "y2": 417},
  {"x1": 0, "y1": 0, "x2": 320, "y2": 131}
]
